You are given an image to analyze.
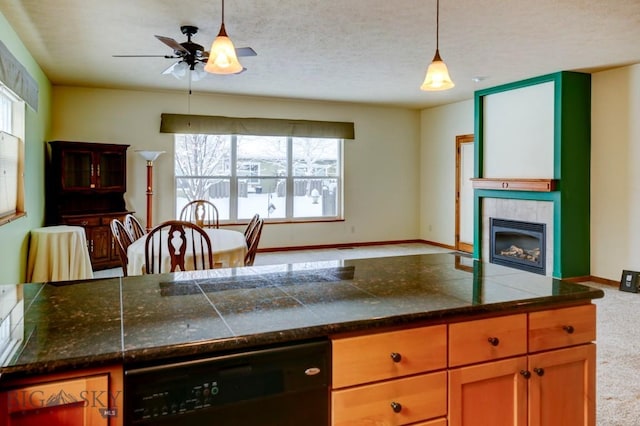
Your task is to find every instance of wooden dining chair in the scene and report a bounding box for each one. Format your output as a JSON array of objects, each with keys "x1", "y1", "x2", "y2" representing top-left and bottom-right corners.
[
  {"x1": 144, "y1": 220, "x2": 214, "y2": 274},
  {"x1": 179, "y1": 200, "x2": 220, "y2": 229},
  {"x1": 124, "y1": 214, "x2": 146, "y2": 241},
  {"x1": 244, "y1": 214, "x2": 260, "y2": 241},
  {"x1": 110, "y1": 218, "x2": 133, "y2": 276},
  {"x1": 244, "y1": 217, "x2": 264, "y2": 266}
]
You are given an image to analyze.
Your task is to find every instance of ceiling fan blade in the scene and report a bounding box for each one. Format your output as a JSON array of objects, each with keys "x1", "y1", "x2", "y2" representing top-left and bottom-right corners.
[
  {"x1": 236, "y1": 47, "x2": 257, "y2": 57},
  {"x1": 155, "y1": 35, "x2": 189, "y2": 54},
  {"x1": 112, "y1": 55, "x2": 177, "y2": 58}
]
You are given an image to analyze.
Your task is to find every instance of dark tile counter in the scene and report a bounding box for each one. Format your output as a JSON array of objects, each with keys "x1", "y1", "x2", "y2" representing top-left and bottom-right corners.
[{"x1": 0, "y1": 253, "x2": 604, "y2": 376}]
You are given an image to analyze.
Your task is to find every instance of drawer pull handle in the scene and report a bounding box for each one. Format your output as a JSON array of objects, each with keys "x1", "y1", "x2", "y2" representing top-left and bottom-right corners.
[
  {"x1": 534, "y1": 368, "x2": 545, "y2": 376},
  {"x1": 390, "y1": 352, "x2": 402, "y2": 363},
  {"x1": 390, "y1": 402, "x2": 402, "y2": 413},
  {"x1": 562, "y1": 325, "x2": 575, "y2": 334},
  {"x1": 520, "y1": 370, "x2": 531, "y2": 379},
  {"x1": 487, "y1": 337, "x2": 500, "y2": 346}
]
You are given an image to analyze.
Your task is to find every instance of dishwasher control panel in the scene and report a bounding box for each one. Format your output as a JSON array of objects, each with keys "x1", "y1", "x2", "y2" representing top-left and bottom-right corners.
[{"x1": 124, "y1": 340, "x2": 330, "y2": 425}]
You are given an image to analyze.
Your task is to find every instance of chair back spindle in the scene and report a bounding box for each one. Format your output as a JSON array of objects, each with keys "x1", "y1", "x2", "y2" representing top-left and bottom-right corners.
[
  {"x1": 179, "y1": 200, "x2": 220, "y2": 229},
  {"x1": 144, "y1": 220, "x2": 214, "y2": 274}
]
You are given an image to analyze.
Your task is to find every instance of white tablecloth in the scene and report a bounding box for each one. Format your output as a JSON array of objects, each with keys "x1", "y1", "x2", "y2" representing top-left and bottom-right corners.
[
  {"x1": 26, "y1": 225, "x2": 94, "y2": 282},
  {"x1": 127, "y1": 228, "x2": 247, "y2": 276}
]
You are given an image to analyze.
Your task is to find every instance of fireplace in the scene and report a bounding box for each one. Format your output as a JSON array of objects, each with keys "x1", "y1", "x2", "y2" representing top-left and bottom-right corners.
[{"x1": 490, "y1": 218, "x2": 546, "y2": 275}]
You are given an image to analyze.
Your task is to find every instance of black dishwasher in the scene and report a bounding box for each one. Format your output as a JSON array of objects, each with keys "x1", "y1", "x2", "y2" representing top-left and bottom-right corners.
[{"x1": 124, "y1": 339, "x2": 330, "y2": 426}]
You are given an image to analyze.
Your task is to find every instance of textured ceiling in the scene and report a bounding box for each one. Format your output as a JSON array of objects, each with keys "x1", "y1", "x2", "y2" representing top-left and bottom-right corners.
[{"x1": 1, "y1": 0, "x2": 639, "y2": 109}]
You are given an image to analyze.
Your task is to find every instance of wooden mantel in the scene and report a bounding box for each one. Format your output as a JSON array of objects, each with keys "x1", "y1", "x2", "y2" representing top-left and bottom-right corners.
[{"x1": 471, "y1": 178, "x2": 557, "y2": 192}]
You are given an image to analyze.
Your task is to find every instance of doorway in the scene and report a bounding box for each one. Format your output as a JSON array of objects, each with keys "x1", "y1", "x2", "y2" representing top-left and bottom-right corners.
[{"x1": 455, "y1": 134, "x2": 474, "y2": 253}]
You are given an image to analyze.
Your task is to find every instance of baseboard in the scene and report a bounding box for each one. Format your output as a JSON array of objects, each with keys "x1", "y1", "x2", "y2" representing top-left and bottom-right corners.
[
  {"x1": 257, "y1": 239, "x2": 455, "y2": 253},
  {"x1": 586, "y1": 276, "x2": 619, "y2": 287}
]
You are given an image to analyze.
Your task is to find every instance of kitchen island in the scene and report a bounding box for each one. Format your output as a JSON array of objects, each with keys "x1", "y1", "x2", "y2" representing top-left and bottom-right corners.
[{"x1": 0, "y1": 253, "x2": 604, "y2": 425}]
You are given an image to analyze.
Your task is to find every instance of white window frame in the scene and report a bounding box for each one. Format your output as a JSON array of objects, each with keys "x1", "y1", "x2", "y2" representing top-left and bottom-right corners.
[
  {"x1": 0, "y1": 82, "x2": 26, "y2": 225},
  {"x1": 175, "y1": 134, "x2": 343, "y2": 223}
]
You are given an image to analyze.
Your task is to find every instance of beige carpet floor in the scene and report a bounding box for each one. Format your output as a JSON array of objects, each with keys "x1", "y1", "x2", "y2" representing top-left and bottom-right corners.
[{"x1": 591, "y1": 282, "x2": 640, "y2": 425}]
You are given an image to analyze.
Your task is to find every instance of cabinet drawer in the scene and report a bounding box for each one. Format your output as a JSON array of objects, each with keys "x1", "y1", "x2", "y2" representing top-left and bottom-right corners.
[
  {"x1": 449, "y1": 314, "x2": 527, "y2": 367},
  {"x1": 101, "y1": 215, "x2": 124, "y2": 225},
  {"x1": 529, "y1": 304, "x2": 596, "y2": 352},
  {"x1": 331, "y1": 371, "x2": 447, "y2": 426},
  {"x1": 332, "y1": 325, "x2": 446, "y2": 388},
  {"x1": 63, "y1": 216, "x2": 101, "y2": 227}
]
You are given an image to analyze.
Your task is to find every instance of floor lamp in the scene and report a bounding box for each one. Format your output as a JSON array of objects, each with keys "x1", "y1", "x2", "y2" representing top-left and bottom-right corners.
[{"x1": 136, "y1": 150, "x2": 165, "y2": 231}]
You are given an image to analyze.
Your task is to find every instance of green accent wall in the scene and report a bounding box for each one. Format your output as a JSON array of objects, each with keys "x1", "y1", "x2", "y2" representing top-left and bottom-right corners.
[
  {"x1": 0, "y1": 11, "x2": 52, "y2": 284},
  {"x1": 473, "y1": 71, "x2": 591, "y2": 279}
]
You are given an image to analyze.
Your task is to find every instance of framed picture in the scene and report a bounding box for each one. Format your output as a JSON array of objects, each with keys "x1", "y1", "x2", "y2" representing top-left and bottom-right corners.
[{"x1": 619, "y1": 270, "x2": 639, "y2": 293}]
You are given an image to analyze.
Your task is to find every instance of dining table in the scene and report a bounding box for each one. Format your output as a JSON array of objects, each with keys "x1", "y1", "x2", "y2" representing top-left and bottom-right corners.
[
  {"x1": 26, "y1": 225, "x2": 94, "y2": 282},
  {"x1": 126, "y1": 228, "x2": 248, "y2": 276}
]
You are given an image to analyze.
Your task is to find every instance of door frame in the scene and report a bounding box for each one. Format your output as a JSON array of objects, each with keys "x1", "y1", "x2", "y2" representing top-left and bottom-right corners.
[{"x1": 455, "y1": 134, "x2": 474, "y2": 253}]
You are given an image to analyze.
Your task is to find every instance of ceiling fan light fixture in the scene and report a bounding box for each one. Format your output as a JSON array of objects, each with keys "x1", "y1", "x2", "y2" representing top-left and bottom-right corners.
[
  {"x1": 191, "y1": 62, "x2": 208, "y2": 81},
  {"x1": 420, "y1": 0, "x2": 455, "y2": 91},
  {"x1": 171, "y1": 61, "x2": 189, "y2": 79}
]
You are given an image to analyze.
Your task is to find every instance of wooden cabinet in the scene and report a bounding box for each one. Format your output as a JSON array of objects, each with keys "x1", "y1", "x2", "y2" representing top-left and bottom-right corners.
[
  {"x1": 0, "y1": 365, "x2": 123, "y2": 426},
  {"x1": 448, "y1": 304, "x2": 596, "y2": 426},
  {"x1": 62, "y1": 212, "x2": 129, "y2": 270},
  {"x1": 331, "y1": 304, "x2": 596, "y2": 426},
  {"x1": 51, "y1": 141, "x2": 127, "y2": 192},
  {"x1": 331, "y1": 325, "x2": 448, "y2": 425},
  {"x1": 46, "y1": 141, "x2": 131, "y2": 270}
]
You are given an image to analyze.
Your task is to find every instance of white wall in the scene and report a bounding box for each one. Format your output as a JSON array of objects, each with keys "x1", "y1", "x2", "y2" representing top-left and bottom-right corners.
[
  {"x1": 419, "y1": 100, "x2": 475, "y2": 246},
  {"x1": 591, "y1": 64, "x2": 640, "y2": 281},
  {"x1": 51, "y1": 87, "x2": 421, "y2": 249}
]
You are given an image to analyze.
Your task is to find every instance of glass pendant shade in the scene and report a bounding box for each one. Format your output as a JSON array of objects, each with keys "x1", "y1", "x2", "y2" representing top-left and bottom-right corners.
[
  {"x1": 171, "y1": 61, "x2": 188, "y2": 79},
  {"x1": 204, "y1": 23, "x2": 243, "y2": 75},
  {"x1": 191, "y1": 62, "x2": 208, "y2": 81},
  {"x1": 420, "y1": 49, "x2": 455, "y2": 91}
]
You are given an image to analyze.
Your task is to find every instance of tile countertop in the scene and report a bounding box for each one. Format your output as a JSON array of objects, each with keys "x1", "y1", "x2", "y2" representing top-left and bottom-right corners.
[{"x1": 0, "y1": 253, "x2": 604, "y2": 377}]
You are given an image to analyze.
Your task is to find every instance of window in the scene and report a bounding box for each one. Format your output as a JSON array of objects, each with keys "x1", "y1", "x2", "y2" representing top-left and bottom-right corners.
[
  {"x1": 175, "y1": 134, "x2": 342, "y2": 223},
  {"x1": 0, "y1": 83, "x2": 25, "y2": 225}
]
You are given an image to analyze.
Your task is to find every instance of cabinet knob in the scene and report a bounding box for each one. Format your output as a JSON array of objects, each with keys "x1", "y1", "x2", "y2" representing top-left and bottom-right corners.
[
  {"x1": 534, "y1": 368, "x2": 545, "y2": 376},
  {"x1": 520, "y1": 370, "x2": 531, "y2": 379},
  {"x1": 487, "y1": 337, "x2": 500, "y2": 346},
  {"x1": 390, "y1": 352, "x2": 402, "y2": 363},
  {"x1": 562, "y1": 325, "x2": 575, "y2": 334},
  {"x1": 390, "y1": 402, "x2": 402, "y2": 413}
]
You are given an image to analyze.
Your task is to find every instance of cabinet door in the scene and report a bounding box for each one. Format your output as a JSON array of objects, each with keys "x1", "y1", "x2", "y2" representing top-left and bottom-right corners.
[
  {"x1": 98, "y1": 151, "x2": 126, "y2": 191},
  {"x1": 85, "y1": 225, "x2": 111, "y2": 268},
  {"x1": 528, "y1": 344, "x2": 595, "y2": 426},
  {"x1": 449, "y1": 356, "x2": 528, "y2": 426},
  {"x1": 61, "y1": 149, "x2": 94, "y2": 190},
  {"x1": 1, "y1": 375, "x2": 109, "y2": 426}
]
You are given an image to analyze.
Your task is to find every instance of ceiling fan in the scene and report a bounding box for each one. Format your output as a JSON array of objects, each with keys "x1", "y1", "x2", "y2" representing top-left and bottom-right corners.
[{"x1": 113, "y1": 25, "x2": 256, "y2": 80}]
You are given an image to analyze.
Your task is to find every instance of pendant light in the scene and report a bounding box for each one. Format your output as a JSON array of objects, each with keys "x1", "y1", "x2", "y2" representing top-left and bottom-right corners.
[
  {"x1": 205, "y1": 0, "x2": 244, "y2": 75},
  {"x1": 420, "y1": 0, "x2": 455, "y2": 91}
]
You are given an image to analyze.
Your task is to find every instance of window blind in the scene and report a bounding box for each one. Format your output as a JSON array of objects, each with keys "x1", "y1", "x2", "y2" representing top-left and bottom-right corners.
[
  {"x1": 0, "y1": 42, "x2": 38, "y2": 111},
  {"x1": 160, "y1": 113, "x2": 355, "y2": 139}
]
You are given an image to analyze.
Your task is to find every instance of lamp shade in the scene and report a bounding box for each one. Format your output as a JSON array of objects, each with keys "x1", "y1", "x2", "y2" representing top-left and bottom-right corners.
[
  {"x1": 136, "y1": 150, "x2": 165, "y2": 162},
  {"x1": 191, "y1": 62, "x2": 208, "y2": 81},
  {"x1": 171, "y1": 62, "x2": 188, "y2": 79},
  {"x1": 204, "y1": 24, "x2": 243, "y2": 75},
  {"x1": 420, "y1": 49, "x2": 455, "y2": 91}
]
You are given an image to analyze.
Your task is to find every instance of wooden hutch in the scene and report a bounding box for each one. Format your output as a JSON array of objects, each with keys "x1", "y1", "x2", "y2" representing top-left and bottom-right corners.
[{"x1": 46, "y1": 141, "x2": 132, "y2": 270}]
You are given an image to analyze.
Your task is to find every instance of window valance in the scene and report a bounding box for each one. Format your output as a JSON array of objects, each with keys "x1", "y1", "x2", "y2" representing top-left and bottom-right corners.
[
  {"x1": 160, "y1": 113, "x2": 355, "y2": 139},
  {"x1": 0, "y1": 41, "x2": 38, "y2": 111}
]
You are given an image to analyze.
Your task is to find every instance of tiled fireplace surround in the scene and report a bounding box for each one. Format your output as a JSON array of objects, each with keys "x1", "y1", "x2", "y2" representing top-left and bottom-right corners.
[
  {"x1": 481, "y1": 198, "x2": 554, "y2": 276},
  {"x1": 472, "y1": 72, "x2": 591, "y2": 279}
]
